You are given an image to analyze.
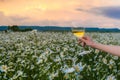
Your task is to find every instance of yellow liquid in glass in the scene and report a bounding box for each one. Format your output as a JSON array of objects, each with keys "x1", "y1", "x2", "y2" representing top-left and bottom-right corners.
[{"x1": 72, "y1": 31, "x2": 85, "y2": 38}]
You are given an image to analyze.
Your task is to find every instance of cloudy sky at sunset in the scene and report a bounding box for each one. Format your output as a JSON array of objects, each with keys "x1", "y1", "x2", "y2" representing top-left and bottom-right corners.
[{"x1": 0, "y1": 0, "x2": 120, "y2": 27}]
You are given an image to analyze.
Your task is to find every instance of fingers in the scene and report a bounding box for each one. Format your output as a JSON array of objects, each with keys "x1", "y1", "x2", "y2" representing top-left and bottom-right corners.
[
  {"x1": 79, "y1": 42, "x2": 86, "y2": 47},
  {"x1": 78, "y1": 36, "x2": 92, "y2": 47},
  {"x1": 78, "y1": 39, "x2": 82, "y2": 44},
  {"x1": 79, "y1": 36, "x2": 91, "y2": 42},
  {"x1": 81, "y1": 42, "x2": 86, "y2": 47},
  {"x1": 83, "y1": 42, "x2": 86, "y2": 47},
  {"x1": 78, "y1": 36, "x2": 88, "y2": 47},
  {"x1": 79, "y1": 37, "x2": 86, "y2": 43}
]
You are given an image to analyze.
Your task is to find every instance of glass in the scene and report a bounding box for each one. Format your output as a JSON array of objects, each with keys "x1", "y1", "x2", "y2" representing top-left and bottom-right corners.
[{"x1": 71, "y1": 23, "x2": 85, "y2": 38}]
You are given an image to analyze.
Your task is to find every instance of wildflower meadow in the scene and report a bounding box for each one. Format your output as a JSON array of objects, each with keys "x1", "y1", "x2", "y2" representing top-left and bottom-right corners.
[{"x1": 0, "y1": 30, "x2": 120, "y2": 80}]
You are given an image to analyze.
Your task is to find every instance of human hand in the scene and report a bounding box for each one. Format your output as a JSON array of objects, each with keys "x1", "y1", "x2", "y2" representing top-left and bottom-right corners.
[{"x1": 78, "y1": 36, "x2": 95, "y2": 47}]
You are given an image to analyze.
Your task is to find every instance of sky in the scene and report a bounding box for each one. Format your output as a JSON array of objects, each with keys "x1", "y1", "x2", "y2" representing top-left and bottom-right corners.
[{"x1": 0, "y1": 0, "x2": 120, "y2": 27}]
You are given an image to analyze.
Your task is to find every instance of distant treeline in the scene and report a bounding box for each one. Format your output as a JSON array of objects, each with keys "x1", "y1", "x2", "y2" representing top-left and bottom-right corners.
[
  {"x1": 7, "y1": 25, "x2": 33, "y2": 32},
  {"x1": 18, "y1": 26, "x2": 120, "y2": 32},
  {"x1": 0, "y1": 26, "x2": 120, "y2": 32}
]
